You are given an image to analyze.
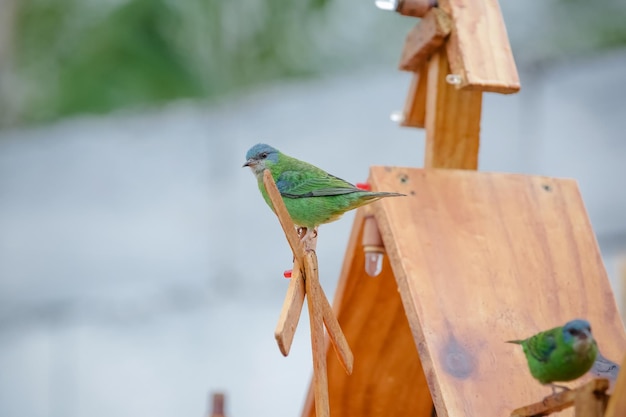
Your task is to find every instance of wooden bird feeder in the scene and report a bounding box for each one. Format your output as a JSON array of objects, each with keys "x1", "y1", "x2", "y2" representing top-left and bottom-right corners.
[{"x1": 262, "y1": 0, "x2": 626, "y2": 416}]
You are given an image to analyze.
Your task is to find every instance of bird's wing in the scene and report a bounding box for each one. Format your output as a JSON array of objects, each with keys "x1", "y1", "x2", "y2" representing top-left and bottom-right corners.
[
  {"x1": 276, "y1": 170, "x2": 359, "y2": 198},
  {"x1": 525, "y1": 330, "x2": 558, "y2": 363}
]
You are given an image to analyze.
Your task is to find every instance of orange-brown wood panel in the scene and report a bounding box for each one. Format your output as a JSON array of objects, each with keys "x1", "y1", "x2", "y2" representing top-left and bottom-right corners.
[
  {"x1": 438, "y1": 0, "x2": 520, "y2": 93},
  {"x1": 368, "y1": 167, "x2": 626, "y2": 417},
  {"x1": 301, "y1": 209, "x2": 433, "y2": 417},
  {"x1": 425, "y1": 52, "x2": 482, "y2": 169}
]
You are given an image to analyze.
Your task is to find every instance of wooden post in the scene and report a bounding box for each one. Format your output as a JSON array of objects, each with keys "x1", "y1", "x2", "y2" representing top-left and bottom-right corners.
[{"x1": 424, "y1": 51, "x2": 482, "y2": 169}]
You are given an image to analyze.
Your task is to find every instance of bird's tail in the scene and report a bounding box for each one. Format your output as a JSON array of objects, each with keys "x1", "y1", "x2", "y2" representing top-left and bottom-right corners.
[
  {"x1": 370, "y1": 191, "x2": 405, "y2": 198},
  {"x1": 506, "y1": 340, "x2": 523, "y2": 345}
]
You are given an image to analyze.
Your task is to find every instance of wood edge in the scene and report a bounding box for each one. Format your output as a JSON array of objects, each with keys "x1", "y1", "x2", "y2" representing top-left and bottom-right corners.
[{"x1": 368, "y1": 167, "x2": 438, "y2": 412}]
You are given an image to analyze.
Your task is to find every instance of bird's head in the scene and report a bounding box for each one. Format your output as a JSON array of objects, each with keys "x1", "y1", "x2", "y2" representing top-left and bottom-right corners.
[
  {"x1": 563, "y1": 319, "x2": 594, "y2": 353},
  {"x1": 243, "y1": 143, "x2": 280, "y2": 177}
]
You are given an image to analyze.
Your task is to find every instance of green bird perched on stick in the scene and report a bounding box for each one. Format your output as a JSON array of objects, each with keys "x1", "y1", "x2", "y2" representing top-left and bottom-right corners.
[
  {"x1": 243, "y1": 143, "x2": 404, "y2": 243},
  {"x1": 508, "y1": 319, "x2": 598, "y2": 393}
]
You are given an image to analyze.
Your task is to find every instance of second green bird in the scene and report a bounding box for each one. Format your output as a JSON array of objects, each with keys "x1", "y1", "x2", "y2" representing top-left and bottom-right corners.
[
  {"x1": 508, "y1": 319, "x2": 598, "y2": 393},
  {"x1": 243, "y1": 143, "x2": 404, "y2": 241}
]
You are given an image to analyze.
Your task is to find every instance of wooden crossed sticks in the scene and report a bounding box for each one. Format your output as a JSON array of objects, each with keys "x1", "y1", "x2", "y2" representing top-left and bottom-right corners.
[{"x1": 262, "y1": 169, "x2": 353, "y2": 417}]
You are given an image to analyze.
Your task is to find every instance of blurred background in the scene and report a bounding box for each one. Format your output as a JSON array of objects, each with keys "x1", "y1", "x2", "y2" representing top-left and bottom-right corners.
[{"x1": 1, "y1": 0, "x2": 626, "y2": 416}]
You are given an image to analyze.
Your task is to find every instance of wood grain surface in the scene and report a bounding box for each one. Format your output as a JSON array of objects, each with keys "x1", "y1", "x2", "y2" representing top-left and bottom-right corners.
[
  {"x1": 424, "y1": 52, "x2": 482, "y2": 169},
  {"x1": 368, "y1": 167, "x2": 626, "y2": 417},
  {"x1": 439, "y1": 0, "x2": 520, "y2": 93}
]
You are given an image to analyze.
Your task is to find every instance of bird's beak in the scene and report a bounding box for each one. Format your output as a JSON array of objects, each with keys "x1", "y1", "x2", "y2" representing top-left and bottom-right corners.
[{"x1": 242, "y1": 159, "x2": 254, "y2": 168}]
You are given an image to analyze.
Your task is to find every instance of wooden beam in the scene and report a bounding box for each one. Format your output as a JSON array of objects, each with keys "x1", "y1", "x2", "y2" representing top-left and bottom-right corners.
[
  {"x1": 424, "y1": 51, "x2": 482, "y2": 169},
  {"x1": 301, "y1": 209, "x2": 433, "y2": 417},
  {"x1": 401, "y1": 71, "x2": 427, "y2": 128},
  {"x1": 399, "y1": 8, "x2": 451, "y2": 72},
  {"x1": 438, "y1": 0, "x2": 520, "y2": 94},
  {"x1": 369, "y1": 167, "x2": 626, "y2": 417}
]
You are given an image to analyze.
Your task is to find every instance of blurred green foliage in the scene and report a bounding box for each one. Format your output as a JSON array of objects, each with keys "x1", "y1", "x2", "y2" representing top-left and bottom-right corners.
[
  {"x1": 13, "y1": 0, "x2": 332, "y2": 124},
  {"x1": 7, "y1": 0, "x2": 626, "y2": 125},
  {"x1": 552, "y1": 0, "x2": 626, "y2": 54}
]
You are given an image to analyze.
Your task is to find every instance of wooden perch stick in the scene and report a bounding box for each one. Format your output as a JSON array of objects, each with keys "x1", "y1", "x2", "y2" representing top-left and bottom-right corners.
[
  {"x1": 510, "y1": 379, "x2": 609, "y2": 417},
  {"x1": 305, "y1": 251, "x2": 330, "y2": 417},
  {"x1": 262, "y1": 169, "x2": 354, "y2": 417},
  {"x1": 262, "y1": 170, "x2": 306, "y2": 265}
]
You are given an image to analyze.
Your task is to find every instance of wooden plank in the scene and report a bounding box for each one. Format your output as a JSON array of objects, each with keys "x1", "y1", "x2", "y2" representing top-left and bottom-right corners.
[
  {"x1": 369, "y1": 167, "x2": 626, "y2": 417},
  {"x1": 301, "y1": 209, "x2": 433, "y2": 417},
  {"x1": 604, "y1": 354, "x2": 626, "y2": 417},
  {"x1": 401, "y1": 71, "x2": 427, "y2": 128},
  {"x1": 510, "y1": 379, "x2": 609, "y2": 417},
  {"x1": 438, "y1": 0, "x2": 520, "y2": 93},
  {"x1": 424, "y1": 51, "x2": 482, "y2": 169},
  {"x1": 399, "y1": 8, "x2": 451, "y2": 72}
]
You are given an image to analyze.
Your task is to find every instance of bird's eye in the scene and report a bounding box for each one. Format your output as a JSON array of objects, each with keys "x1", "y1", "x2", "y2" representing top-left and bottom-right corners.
[
  {"x1": 568, "y1": 328, "x2": 579, "y2": 335},
  {"x1": 260, "y1": 152, "x2": 268, "y2": 159}
]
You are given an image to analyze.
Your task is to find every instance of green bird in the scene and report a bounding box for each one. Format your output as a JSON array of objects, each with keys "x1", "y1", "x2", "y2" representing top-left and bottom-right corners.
[
  {"x1": 507, "y1": 319, "x2": 598, "y2": 393},
  {"x1": 243, "y1": 143, "x2": 404, "y2": 242}
]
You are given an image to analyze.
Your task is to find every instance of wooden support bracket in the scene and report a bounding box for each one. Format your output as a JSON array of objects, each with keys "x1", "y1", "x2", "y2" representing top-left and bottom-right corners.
[{"x1": 424, "y1": 51, "x2": 482, "y2": 169}]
